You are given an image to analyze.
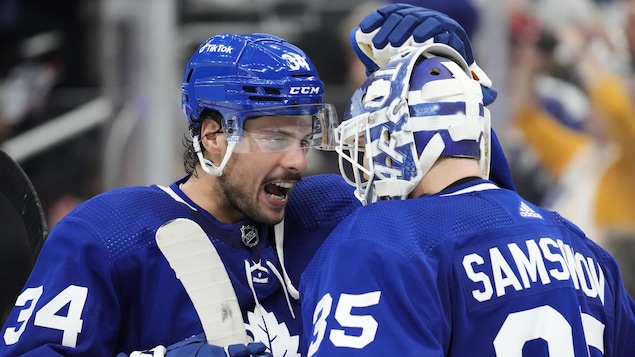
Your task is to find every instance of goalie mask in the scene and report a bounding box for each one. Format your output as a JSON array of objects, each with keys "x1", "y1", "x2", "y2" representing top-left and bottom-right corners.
[
  {"x1": 337, "y1": 44, "x2": 491, "y2": 205},
  {"x1": 182, "y1": 33, "x2": 338, "y2": 176}
]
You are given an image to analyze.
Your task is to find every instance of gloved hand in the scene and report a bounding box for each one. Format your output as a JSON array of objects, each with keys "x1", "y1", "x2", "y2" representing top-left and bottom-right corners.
[
  {"x1": 116, "y1": 346, "x2": 167, "y2": 357},
  {"x1": 166, "y1": 334, "x2": 271, "y2": 357},
  {"x1": 117, "y1": 334, "x2": 272, "y2": 357},
  {"x1": 351, "y1": 3, "x2": 497, "y2": 105}
]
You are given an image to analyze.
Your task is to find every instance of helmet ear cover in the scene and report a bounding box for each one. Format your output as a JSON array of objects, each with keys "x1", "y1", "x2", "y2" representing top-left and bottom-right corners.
[{"x1": 336, "y1": 44, "x2": 491, "y2": 205}]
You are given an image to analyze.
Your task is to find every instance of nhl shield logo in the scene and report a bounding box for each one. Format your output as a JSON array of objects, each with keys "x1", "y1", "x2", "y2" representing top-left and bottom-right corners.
[{"x1": 240, "y1": 225, "x2": 259, "y2": 247}]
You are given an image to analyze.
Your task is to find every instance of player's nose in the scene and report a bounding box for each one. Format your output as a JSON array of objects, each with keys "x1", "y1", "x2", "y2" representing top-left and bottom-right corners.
[{"x1": 280, "y1": 145, "x2": 308, "y2": 173}]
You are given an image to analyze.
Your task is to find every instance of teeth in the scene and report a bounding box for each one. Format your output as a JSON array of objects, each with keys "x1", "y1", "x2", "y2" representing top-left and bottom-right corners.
[
  {"x1": 265, "y1": 182, "x2": 293, "y2": 200},
  {"x1": 274, "y1": 182, "x2": 293, "y2": 188}
]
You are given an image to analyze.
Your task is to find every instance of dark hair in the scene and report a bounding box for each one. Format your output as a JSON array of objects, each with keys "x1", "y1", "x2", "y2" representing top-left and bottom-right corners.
[{"x1": 182, "y1": 110, "x2": 223, "y2": 176}]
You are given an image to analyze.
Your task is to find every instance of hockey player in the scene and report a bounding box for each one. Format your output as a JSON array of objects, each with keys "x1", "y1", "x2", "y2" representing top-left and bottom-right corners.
[
  {"x1": 0, "y1": 5, "x2": 521, "y2": 357},
  {"x1": 300, "y1": 40, "x2": 635, "y2": 356},
  {"x1": 0, "y1": 33, "x2": 357, "y2": 356}
]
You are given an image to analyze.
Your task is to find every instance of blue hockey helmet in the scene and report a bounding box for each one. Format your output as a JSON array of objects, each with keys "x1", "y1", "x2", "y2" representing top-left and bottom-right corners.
[
  {"x1": 336, "y1": 43, "x2": 491, "y2": 204},
  {"x1": 182, "y1": 33, "x2": 338, "y2": 176}
]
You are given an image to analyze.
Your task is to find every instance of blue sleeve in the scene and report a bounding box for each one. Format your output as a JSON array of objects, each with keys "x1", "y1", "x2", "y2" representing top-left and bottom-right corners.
[
  {"x1": 284, "y1": 174, "x2": 360, "y2": 286},
  {"x1": 0, "y1": 217, "x2": 120, "y2": 356},
  {"x1": 613, "y1": 280, "x2": 635, "y2": 355},
  {"x1": 593, "y1": 244, "x2": 635, "y2": 356},
  {"x1": 301, "y1": 213, "x2": 448, "y2": 356}
]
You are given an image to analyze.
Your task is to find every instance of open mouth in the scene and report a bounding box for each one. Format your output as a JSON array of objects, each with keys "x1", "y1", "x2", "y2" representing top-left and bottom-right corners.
[{"x1": 264, "y1": 182, "x2": 293, "y2": 200}]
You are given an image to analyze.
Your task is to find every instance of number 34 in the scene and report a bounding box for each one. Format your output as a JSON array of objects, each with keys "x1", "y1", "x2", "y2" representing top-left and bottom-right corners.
[{"x1": 3, "y1": 285, "x2": 88, "y2": 348}]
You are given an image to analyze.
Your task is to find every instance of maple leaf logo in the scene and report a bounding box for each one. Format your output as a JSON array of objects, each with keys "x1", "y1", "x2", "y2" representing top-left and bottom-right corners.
[{"x1": 245, "y1": 306, "x2": 301, "y2": 357}]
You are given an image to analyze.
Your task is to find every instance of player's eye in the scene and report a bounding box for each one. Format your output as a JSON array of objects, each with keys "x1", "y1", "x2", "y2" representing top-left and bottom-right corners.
[{"x1": 248, "y1": 132, "x2": 311, "y2": 153}]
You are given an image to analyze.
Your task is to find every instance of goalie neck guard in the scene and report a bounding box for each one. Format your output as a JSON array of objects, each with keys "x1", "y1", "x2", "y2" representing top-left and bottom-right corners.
[{"x1": 336, "y1": 43, "x2": 491, "y2": 205}]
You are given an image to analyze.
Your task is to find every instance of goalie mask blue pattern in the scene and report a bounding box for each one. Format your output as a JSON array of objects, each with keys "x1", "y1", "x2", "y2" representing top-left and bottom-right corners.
[{"x1": 337, "y1": 44, "x2": 491, "y2": 204}]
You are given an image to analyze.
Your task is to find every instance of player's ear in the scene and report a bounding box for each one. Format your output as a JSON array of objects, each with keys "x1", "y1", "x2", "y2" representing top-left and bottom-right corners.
[{"x1": 200, "y1": 118, "x2": 225, "y2": 155}]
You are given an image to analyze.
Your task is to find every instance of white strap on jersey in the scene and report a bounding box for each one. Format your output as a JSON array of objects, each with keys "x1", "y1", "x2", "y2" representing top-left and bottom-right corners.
[
  {"x1": 274, "y1": 220, "x2": 300, "y2": 300},
  {"x1": 156, "y1": 218, "x2": 248, "y2": 346}
]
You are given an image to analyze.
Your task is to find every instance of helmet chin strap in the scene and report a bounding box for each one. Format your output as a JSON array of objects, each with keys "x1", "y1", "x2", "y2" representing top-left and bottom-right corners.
[{"x1": 192, "y1": 135, "x2": 236, "y2": 177}]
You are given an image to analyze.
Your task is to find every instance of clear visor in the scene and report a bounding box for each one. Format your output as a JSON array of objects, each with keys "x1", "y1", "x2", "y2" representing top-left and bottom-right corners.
[{"x1": 227, "y1": 103, "x2": 339, "y2": 153}]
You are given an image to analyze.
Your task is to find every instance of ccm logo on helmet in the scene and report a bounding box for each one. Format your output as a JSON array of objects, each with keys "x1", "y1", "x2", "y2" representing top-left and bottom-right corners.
[{"x1": 290, "y1": 86, "x2": 321, "y2": 95}]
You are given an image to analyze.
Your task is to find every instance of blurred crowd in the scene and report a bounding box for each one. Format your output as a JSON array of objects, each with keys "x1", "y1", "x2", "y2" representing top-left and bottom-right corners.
[
  {"x1": 2, "y1": 0, "x2": 635, "y2": 294},
  {"x1": 0, "y1": 0, "x2": 102, "y2": 230},
  {"x1": 503, "y1": 0, "x2": 635, "y2": 296}
]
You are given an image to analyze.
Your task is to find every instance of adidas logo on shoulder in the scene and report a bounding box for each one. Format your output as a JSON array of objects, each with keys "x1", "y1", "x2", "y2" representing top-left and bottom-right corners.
[{"x1": 519, "y1": 201, "x2": 543, "y2": 219}]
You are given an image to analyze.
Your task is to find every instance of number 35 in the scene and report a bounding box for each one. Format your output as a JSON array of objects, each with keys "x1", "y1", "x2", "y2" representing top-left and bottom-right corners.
[
  {"x1": 308, "y1": 293, "x2": 604, "y2": 357},
  {"x1": 307, "y1": 291, "x2": 381, "y2": 357},
  {"x1": 494, "y1": 305, "x2": 605, "y2": 356}
]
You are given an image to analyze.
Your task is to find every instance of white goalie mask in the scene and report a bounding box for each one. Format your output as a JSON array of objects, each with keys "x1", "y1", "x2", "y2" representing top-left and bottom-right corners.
[{"x1": 336, "y1": 44, "x2": 491, "y2": 205}]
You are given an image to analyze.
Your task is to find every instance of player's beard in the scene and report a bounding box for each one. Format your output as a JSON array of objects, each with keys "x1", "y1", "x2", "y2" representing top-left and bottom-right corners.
[{"x1": 216, "y1": 159, "x2": 293, "y2": 226}]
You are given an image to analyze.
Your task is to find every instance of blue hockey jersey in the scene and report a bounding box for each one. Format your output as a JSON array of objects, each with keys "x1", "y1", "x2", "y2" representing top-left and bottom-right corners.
[
  {"x1": 301, "y1": 179, "x2": 635, "y2": 356},
  {"x1": 0, "y1": 174, "x2": 359, "y2": 356}
]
